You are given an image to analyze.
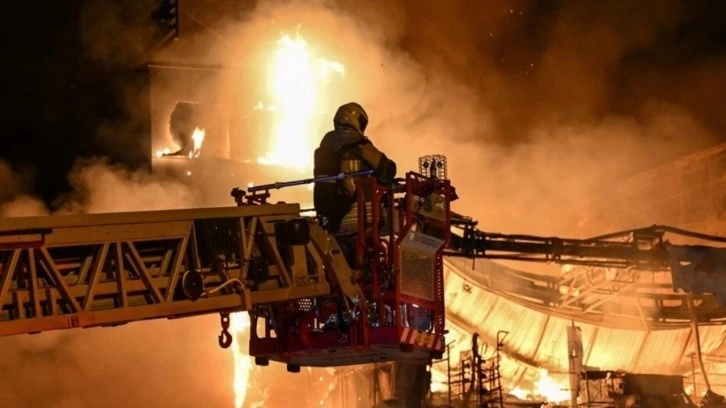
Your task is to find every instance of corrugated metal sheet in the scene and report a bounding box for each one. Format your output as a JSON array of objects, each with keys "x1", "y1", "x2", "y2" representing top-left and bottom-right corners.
[
  {"x1": 440, "y1": 257, "x2": 726, "y2": 395},
  {"x1": 636, "y1": 328, "x2": 692, "y2": 372}
]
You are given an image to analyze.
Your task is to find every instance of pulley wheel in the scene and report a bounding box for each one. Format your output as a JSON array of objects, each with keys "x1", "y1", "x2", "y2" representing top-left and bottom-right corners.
[{"x1": 181, "y1": 269, "x2": 205, "y2": 300}]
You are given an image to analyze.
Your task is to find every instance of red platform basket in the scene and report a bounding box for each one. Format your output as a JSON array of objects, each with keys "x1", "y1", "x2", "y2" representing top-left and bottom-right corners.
[{"x1": 249, "y1": 171, "x2": 455, "y2": 370}]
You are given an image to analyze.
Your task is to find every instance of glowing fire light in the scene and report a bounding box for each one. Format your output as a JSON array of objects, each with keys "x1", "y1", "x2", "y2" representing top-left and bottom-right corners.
[
  {"x1": 189, "y1": 126, "x2": 205, "y2": 158},
  {"x1": 509, "y1": 386, "x2": 530, "y2": 400},
  {"x1": 229, "y1": 31, "x2": 342, "y2": 408},
  {"x1": 507, "y1": 370, "x2": 569, "y2": 403},
  {"x1": 155, "y1": 126, "x2": 205, "y2": 159},
  {"x1": 534, "y1": 368, "x2": 570, "y2": 403},
  {"x1": 231, "y1": 313, "x2": 252, "y2": 408},
  {"x1": 430, "y1": 380, "x2": 449, "y2": 393},
  {"x1": 156, "y1": 147, "x2": 172, "y2": 157},
  {"x1": 257, "y1": 33, "x2": 344, "y2": 169}
]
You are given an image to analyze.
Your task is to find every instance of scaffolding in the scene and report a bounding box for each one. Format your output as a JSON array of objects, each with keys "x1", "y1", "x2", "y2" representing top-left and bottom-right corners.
[{"x1": 430, "y1": 332, "x2": 510, "y2": 408}]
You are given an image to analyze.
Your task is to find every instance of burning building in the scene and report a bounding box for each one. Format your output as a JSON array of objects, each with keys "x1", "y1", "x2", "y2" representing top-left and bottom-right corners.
[
  {"x1": 148, "y1": 9, "x2": 347, "y2": 207},
  {"x1": 2, "y1": 1, "x2": 725, "y2": 408},
  {"x1": 146, "y1": 4, "x2": 359, "y2": 407},
  {"x1": 427, "y1": 142, "x2": 726, "y2": 407},
  {"x1": 139, "y1": 2, "x2": 726, "y2": 407}
]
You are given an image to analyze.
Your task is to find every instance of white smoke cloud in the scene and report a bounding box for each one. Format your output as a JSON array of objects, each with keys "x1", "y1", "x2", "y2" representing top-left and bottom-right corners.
[
  {"x1": 59, "y1": 157, "x2": 202, "y2": 214},
  {"x1": 0, "y1": 157, "x2": 221, "y2": 408},
  {"x1": 0, "y1": 194, "x2": 49, "y2": 217},
  {"x1": 205, "y1": 0, "x2": 718, "y2": 237},
  {"x1": 1, "y1": 1, "x2": 723, "y2": 407}
]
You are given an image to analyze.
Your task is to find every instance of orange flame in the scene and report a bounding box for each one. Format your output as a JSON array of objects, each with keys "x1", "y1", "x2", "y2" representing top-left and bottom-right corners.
[
  {"x1": 155, "y1": 147, "x2": 172, "y2": 158},
  {"x1": 256, "y1": 33, "x2": 344, "y2": 169},
  {"x1": 189, "y1": 126, "x2": 205, "y2": 158},
  {"x1": 534, "y1": 368, "x2": 570, "y2": 403},
  {"x1": 229, "y1": 31, "x2": 343, "y2": 408},
  {"x1": 509, "y1": 386, "x2": 531, "y2": 400},
  {"x1": 155, "y1": 126, "x2": 205, "y2": 159},
  {"x1": 231, "y1": 313, "x2": 252, "y2": 408}
]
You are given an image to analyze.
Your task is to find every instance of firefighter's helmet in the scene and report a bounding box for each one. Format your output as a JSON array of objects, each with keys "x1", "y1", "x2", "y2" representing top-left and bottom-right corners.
[{"x1": 333, "y1": 102, "x2": 368, "y2": 134}]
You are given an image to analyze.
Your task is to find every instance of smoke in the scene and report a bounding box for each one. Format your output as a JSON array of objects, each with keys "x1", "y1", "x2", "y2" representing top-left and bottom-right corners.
[
  {"x1": 0, "y1": 318, "x2": 234, "y2": 408},
  {"x1": 59, "y1": 157, "x2": 202, "y2": 214},
  {"x1": 0, "y1": 158, "x2": 200, "y2": 217},
  {"x1": 0, "y1": 160, "x2": 48, "y2": 217},
  {"x1": 0, "y1": 195, "x2": 49, "y2": 217},
  {"x1": 0, "y1": 157, "x2": 218, "y2": 408},
  {"x1": 77, "y1": 1, "x2": 157, "y2": 168},
  {"x1": 0, "y1": 3, "x2": 229, "y2": 404},
  {"x1": 341, "y1": 0, "x2": 720, "y2": 235},
  {"x1": 149, "y1": 0, "x2": 723, "y2": 236},
  {"x1": 190, "y1": 0, "x2": 722, "y2": 237},
  {"x1": 0, "y1": 158, "x2": 228, "y2": 408},
  {"x1": 1, "y1": 0, "x2": 724, "y2": 406},
  {"x1": 79, "y1": 1, "x2": 163, "y2": 69}
]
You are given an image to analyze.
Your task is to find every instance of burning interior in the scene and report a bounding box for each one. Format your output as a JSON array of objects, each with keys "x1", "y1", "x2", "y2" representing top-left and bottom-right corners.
[
  {"x1": 140, "y1": 5, "x2": 726, "y2": 408},
  {"x1": 146, "y1": 43, "x2": 726, "y2": 408},
  {"x1": 1, "y1": 2, "x2": 725, "y2": 408}
]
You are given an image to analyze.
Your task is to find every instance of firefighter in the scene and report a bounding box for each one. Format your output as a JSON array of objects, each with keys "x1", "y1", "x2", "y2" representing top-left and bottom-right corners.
[{"x1": 313, "y1": 102, "x2": 397, "y2": 234}]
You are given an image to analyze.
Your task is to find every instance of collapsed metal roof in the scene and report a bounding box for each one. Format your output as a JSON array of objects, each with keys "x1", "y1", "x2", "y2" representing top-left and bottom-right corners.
[
  {"x1": 435, "y1": 143, "x2": 726, "y2": 397},
  {"x1": 438, "y1": 257, "x2": 726, "y2": 395}
]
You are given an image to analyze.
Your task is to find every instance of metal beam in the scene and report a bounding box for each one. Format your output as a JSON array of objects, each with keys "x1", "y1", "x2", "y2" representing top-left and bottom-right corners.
[
  {"x1": 0, "y1": 207, "x2": 334, "y2": 339},
  {"x1": 0, "y1": 250, "x2": 19, "y2": 309},
  {"x1": 39, "y1": 247, "x2": 81, "y2": 313},
  {"x1": 83, "y1": 243, "x2": 109, "y2": 311},
  {"x1": 582, "y1": 280, "x2": 638, "y2": 314},
  {"x1": 124, "y1": 241, "x2": 163, "y2": 303}
]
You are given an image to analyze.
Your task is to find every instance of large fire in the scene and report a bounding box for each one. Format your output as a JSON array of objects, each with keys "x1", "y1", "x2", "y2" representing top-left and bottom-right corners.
[
  {"x1": 189, "y1": 126, "x2": 205, "y2": 158},
  {"x1": 231, "y1": 32, "x2": 345, "y2": 408},
  {"x1": 231, "y1": 313, "x2": 252, "y2": 408},
  {"x1": 256, "y1": 33, "x2": 344, "y2": 169},
  {"x1": 508, "y1": 369, "x2": 570, "y2": 403},
  {"x1": 154, "y1": 126, "x2": 206, "y2": 158},
  {"x1": 534, "y1": 369, "x2": 570, "y2": 403}
]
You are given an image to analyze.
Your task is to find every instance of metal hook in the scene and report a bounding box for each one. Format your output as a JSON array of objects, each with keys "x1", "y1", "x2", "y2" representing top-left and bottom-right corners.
[
  {"x1": 218, "y1": 313, "x2": 233, "y2": 349},
  {"x1": 218, "y1": 330, "x2": 233, "y2": 349}
]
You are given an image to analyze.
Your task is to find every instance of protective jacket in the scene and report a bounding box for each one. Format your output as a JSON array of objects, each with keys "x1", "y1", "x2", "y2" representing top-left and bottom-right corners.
[{"x1": 314, "y1": 127, "x2": 396, "y2": 232}]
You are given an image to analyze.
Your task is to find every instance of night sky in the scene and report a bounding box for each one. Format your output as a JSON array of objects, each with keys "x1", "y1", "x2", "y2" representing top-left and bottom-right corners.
[{"x1": 0, "y1": 0, "x2": 725, "y2": 205}]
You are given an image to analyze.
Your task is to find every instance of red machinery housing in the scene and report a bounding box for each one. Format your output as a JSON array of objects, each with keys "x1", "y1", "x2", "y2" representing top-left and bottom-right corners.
[{"x1": 247, "y1": 170, "x2": 455, "y2": 371}]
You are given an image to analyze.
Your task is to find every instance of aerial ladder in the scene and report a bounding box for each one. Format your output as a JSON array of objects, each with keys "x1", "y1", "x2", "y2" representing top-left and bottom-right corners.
[{"x1": 1, "y1": 155, "x2": 725, "y2": 375}]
